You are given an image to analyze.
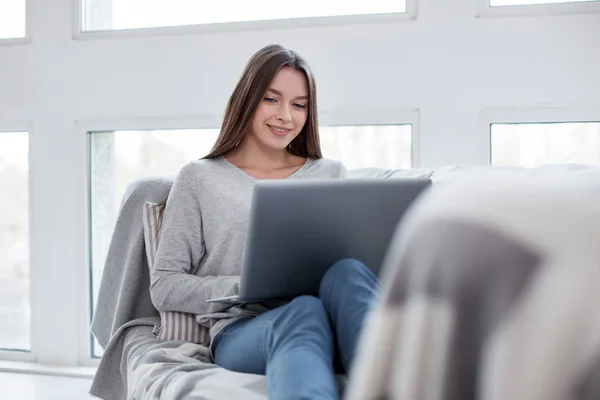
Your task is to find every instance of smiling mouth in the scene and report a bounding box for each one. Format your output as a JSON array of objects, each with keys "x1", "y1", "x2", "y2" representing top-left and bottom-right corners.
[{"x1": 267, "y1": 124, "x2": 292, "y2": 136}]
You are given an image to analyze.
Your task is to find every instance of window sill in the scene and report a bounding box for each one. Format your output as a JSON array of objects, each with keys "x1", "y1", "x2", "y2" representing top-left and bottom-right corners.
[{"x1": 0, "y1": 360, "x2": 96, "y2": 379}]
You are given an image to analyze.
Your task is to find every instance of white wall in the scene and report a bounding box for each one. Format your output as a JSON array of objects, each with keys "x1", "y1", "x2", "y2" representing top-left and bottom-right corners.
[{"x1": 0, "y1": 0, "x2": 599, "y2": 366}]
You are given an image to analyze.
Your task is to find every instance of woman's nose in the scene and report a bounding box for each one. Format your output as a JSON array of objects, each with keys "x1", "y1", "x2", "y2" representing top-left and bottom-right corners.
[{"x1": 277, "y1": 104, "x2": 292, "y2": 123}]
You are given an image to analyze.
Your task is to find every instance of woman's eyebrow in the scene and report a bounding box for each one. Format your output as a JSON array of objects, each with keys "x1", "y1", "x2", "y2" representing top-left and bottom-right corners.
[{"x1": 267, "y1": 88, "x2": 308, "y2": 100}]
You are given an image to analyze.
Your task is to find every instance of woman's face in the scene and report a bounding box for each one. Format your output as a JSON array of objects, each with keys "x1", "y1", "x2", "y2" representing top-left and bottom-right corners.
[{"x1": 248, "y1": 67, "x2": 309, "y2": 152}]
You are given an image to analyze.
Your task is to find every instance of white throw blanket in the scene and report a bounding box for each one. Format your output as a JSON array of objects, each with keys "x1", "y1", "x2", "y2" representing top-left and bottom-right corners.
[{"x1": 345, "y1": 176, "x2": 600, "y2": 400}]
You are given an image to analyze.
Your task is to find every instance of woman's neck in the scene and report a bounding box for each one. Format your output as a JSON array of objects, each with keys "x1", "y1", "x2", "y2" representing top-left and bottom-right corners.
[{"x1": 226, "y1": 136, "x2": 302, "y2": 170}]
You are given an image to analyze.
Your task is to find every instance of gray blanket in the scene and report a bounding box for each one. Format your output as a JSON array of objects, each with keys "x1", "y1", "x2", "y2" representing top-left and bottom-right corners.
[
  {"x1": 90, "y1": 176, "x2": 173, "y2": 399},
  {"x1": 90, "y1": 175, "x2": 273, "y2": 400}
]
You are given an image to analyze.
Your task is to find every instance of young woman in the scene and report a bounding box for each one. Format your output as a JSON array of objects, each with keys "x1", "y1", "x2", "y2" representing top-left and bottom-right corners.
[{"x1": 150, "y1": 44, "x2": 379, "y2": 400}]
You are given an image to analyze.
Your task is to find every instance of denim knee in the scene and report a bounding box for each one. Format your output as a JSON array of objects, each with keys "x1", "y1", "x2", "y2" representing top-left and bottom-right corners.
[
  {"x1": 272, "y1": 295, "x2": 333, "y2": 344},
  {"x1": 278, "y1": 295, "x2": 330, "y2": 329},
  {"x1": 287, "y1": 295, "x2": 327, "y2": 317},
  {"x1": 319, "y1": 258, "x2": 368, "y2": 300}
]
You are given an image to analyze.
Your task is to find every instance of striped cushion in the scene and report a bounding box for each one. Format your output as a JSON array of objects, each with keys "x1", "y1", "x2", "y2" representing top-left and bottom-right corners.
[{"x1": 142, "y1": 201, "x2": 209, "y2": 344}]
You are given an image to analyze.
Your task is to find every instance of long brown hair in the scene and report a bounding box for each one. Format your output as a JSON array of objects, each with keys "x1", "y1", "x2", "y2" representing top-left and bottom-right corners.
[
  {"x1": 153, "y1": 45, "x2": 322, "y2": 225},
  {"x1": 203, "y1": 44, "x2": 322, "y2": 159}
]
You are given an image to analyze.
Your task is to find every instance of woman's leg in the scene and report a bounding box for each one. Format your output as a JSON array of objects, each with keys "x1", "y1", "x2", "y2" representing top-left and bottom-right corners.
[
  {"x1": 319, "y1": 258, "x2": 379, "y2": 374},
  {"x1": 212, "y1": 295, "x2": 338, "y2": 400}
]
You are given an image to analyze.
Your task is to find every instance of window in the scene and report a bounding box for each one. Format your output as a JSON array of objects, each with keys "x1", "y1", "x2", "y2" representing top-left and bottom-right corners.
[
  {"x1": 89, "y1": 129, "x2": 219, "y2": 356},
  {"x1": 0, "y1": 131, "x2": 30, "y2": 351},
  {"x1": 490, "y1": 0, "x2": 598, "y2": 5},
  {"x1": 88, "y1": 124, "x2": 411, "y2": 355},
  {"x1": 490, "y1": 122, "x2": 600, "y2": 167},
  {"x1": 320, "y1": 125, "x2": 412, "y2": 169},
  {"x1": 0, "y1": 0, "x2": 26, "y2": 39},
  {"x1": 82, "y1": 0, "x2": 407, "y2": 32}
]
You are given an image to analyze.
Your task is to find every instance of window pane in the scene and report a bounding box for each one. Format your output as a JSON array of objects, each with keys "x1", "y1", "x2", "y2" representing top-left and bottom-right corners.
[
  {"x1": 491, "y1": 122, "x2": 600, "y2": 167},
  {"x1": 490, "y1": 0, "x2": 598, "y2": 6},
  {"x1": 83, "y1": 0, "x2": 406, "y2": 32},
  {"x1": 0, "y1": 0, "x2": 26, "y2": 39},
  {"x1": 320, "y1": 125, "x2": 412, "y2": 169},
  {"x1": 89, "y1": 129, "x2": 220, "y2": 357},
  {"x1": 0, "y1": 132, "x2": 30, "y2": 351}
]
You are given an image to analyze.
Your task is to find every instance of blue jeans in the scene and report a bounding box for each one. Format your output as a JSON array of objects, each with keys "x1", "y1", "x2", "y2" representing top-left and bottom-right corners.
[{"x1": 211, "y1": 258, "x2": 379, "y2": 400}]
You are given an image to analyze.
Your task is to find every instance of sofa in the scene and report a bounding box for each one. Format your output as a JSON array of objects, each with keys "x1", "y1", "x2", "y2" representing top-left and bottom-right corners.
[{"x1": 90, "y1": 163, "x2": 600, "y2": 400}]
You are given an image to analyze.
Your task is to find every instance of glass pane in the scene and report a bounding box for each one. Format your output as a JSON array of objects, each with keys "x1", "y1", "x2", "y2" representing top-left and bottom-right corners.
[
  {"x1": 83, "y1": 0, "x2": 406, "y2": 32},
  {"x1": 0, "y1": 132, "x2": 30, "y2": 351},
  {"x1": 0, "y1": 0, "x2": 26, "y2": 39},
  {"x1": 490, "y1": 0, "x2": 598, "y2": 6},
  {"x1": 491, "y1": 122, "x2": 600, "y2": 167},
  {"x1": 320, "y1": 125, "x2": 412, "y2": 169},
  {"x1": 89, "y1": 129, "x2": 220, "y2": 356}
]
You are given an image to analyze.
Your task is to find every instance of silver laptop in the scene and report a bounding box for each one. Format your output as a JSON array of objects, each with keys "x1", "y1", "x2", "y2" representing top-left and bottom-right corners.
[{"x1": 207, "y1": 178, "x2": 431, "y2": 304}]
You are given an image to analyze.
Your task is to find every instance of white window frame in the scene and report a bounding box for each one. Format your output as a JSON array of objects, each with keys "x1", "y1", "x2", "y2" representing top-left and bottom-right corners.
[
  {"x1": 77, "y1": 115, "x2": 223, "y2": 365},
  {"x1": 0, "y1": 121, "x2": 34, "y2": 362},
  {"x1": 72, "y1": 0, "x2": 418, "y2": 40},
  {"x1": 0, "y1": 0, "x2": 33, "y2": 45},
  {"x1": 479, "y1": 105, "x2": 600, "y2": 165},
  {"x1": 319, "y1": 108, "x2": 420, "y2": 168},
  {"x1": 476, "y1": 0, "x2": 600, "y2": 17}
]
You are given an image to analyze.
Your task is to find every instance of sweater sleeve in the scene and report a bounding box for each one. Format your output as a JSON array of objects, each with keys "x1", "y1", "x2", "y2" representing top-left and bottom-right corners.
[{"x1": 149, "y1": 162, "x2": 239, "y2": 314}]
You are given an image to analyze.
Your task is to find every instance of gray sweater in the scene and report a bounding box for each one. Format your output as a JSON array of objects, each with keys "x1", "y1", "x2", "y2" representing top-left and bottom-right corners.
[{"x1": 150, "y1": 155, "x2": 346, "y2": 344}]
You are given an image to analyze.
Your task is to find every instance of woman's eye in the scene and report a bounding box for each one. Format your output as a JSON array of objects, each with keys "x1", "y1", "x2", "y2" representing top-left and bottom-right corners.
[
  {"x1": 264, "y1": 97, "x2": 277, "y2": 103},
  {"x1": 294, "y1": 103, "x2": 306, "y2": 109}
]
